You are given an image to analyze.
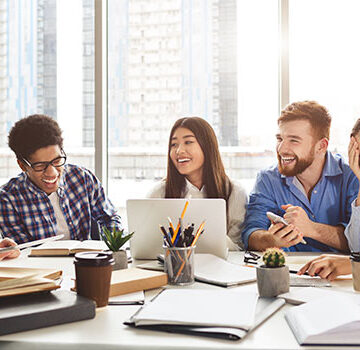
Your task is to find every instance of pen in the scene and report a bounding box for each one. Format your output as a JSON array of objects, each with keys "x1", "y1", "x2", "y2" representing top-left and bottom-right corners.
[
  {"x1": 174, "y1": 217, "x2": 184, "y2": 247},
  {"x1": 191, "y1": 220, "x2": 205, "y2": 247},
  {"x1": 245, "y1": 264, "x2": 310, "y2": 276},
  {"x1": 159, "y1": 225, "x2": 172, "y2": 247},
  {"x1": 174, "y1": 223, "x2": 181, "y2": 246},
  {"x1": 167, "y1": 217, "x2": 177, "y2": 243}
]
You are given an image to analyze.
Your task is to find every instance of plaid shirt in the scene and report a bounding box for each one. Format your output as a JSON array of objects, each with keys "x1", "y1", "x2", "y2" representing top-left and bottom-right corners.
[{"x1": 0, "y1": 164, "x2": 122, "y2": 244}]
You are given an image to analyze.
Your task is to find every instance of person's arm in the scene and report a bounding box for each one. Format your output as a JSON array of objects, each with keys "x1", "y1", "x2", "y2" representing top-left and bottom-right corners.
[
  {"x1": 297, "y1": 254, "x2": 351, "y2": 281},
  {"x1": 0, "y1": 238, "x2": 20, "y2": 260},
  {"x1": 248, "y1": 224, "x2": 304, "y2": 251},
  {"x1": 282, "y1": 204, "x2": 349, "y2": 252},
  {"x1": 84, "y1": 170, "x2": 122, "y2": 231},
  {"x1": 226, "y1": 182, "x2": 247, "y2": 250},
  {"x1": 344, "y1": 137, "x2": 360, "y2": 251},
  {"x1": 242, "y1": 172, "x2": 303, "y2": 251},
  {"x1": 344, "y1": 200, "x2": 360, "y2": 252}
]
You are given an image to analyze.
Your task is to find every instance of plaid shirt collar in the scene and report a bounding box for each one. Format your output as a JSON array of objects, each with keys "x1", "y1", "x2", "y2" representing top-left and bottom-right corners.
[{"x1": 23, "y1": 171, "x2": 65, "y2": 198}]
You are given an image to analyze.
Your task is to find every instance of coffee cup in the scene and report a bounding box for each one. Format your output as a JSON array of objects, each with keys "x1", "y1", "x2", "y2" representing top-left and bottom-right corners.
[
  {"x1": 74, "y1": 251, "x2": 114, "y2": 307},
  {"x1": 350, "y1": 252, "x2": 360, "y2": 292}
]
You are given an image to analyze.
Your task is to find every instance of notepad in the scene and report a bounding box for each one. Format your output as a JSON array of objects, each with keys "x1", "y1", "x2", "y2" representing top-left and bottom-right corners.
[
  {"x1": 124, "y1": 288, "x2": 285, "y2": 340},
  {"x1": 285, "y1": 295, "x2": 360, "y2": 345},
  {"x1": 279, "y1": 287, "x2": 355, "y2": 305},
  {"x1": 29, "y1": 240, "x2": 108, "y2": 256},
  {"x1": 193, "y1": 254, "x2": 256, "y2": 287}
]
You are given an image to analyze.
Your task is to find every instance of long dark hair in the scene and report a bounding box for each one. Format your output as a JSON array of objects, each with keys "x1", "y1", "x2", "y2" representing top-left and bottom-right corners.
[{"x1": 165, "y1": 117, "x2": 232, "y2": 202}]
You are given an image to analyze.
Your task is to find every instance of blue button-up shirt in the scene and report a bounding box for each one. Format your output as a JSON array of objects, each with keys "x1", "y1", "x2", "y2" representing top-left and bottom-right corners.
[
  {"x1": 242, "y1": 152, "x2": 359, "y2": 252},
  {"x1": 0, "y1": 164, "x2": 122, "y2": 243}
]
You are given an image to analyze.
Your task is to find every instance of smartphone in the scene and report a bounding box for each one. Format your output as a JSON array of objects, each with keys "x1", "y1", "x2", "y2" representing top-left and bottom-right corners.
[
  {"x1": 266, "y1": 211, "x2": 288, "y2": 225},
  {"x1": 266, "y1": 211, "x2": 307, "y2": 245}
]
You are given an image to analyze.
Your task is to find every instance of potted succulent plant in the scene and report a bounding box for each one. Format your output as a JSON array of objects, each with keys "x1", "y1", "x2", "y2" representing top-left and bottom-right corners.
[
  {"x1": 256, "y1": 247, "x2": 289, "y2": 297},
  {"x1": 100, "y1": 227, "x2": 134, "y2": 270}
]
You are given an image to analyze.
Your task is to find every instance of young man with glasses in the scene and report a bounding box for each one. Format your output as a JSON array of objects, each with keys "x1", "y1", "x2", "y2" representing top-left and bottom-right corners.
[{"x1": 0, "y1": 114, "x2": 122, "y2": 244}]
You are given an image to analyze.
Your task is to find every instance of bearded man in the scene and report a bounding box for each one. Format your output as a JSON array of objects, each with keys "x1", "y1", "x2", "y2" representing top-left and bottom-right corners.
[{"x1": 242, "y1": 101, "x2": 358, "y2": 252}]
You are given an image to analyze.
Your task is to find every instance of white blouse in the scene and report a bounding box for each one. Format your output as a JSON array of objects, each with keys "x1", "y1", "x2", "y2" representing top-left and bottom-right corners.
[{"x1": 146, "y1": 178, "x2": 247, "y2": 250}]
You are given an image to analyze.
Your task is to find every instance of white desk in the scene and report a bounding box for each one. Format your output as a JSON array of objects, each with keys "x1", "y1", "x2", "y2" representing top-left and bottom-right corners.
[{"x1": 0, "y1": 251, "x2": 356, "y2": 350}]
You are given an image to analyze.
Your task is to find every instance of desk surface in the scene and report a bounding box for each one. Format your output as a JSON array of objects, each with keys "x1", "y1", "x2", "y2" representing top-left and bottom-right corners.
[{"x1": 0, "y1": 251, "x2": 356, "y2": 350}]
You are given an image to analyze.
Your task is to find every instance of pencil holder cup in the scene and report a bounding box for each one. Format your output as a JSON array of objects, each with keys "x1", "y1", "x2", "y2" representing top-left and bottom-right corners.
[
  {"x1": 164, "y1": 245, "x2": 195, "y2": 286},
  {"x1": 351, "y1": 252, "x2": 360, "y2": 292}
]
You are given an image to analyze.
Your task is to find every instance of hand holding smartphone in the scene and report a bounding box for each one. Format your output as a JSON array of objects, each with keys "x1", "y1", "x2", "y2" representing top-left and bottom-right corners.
[{"x1": 266, "y1": 211, "x2": 307, "y2": 245}]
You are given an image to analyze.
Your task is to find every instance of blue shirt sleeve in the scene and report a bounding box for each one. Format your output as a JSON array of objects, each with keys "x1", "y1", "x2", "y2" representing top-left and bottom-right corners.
[{"x1": 242, "y1": 171, "x2": 282, "y2": 249}]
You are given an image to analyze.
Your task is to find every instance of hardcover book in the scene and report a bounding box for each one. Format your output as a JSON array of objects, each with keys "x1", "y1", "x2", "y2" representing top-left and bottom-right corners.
[{"x1": 0, "y1": 290, "x2": 96, "y2": 336}]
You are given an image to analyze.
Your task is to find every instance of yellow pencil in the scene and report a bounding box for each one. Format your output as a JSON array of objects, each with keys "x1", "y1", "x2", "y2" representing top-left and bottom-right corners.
[
  {"x1": 191, "y1": 220, "x2": 205, "y2": 247},
  {"x1": 174, "y1": 220, "x2": 205, "y2": 282},
  {"x1": 172, "y1": 200, "x2": 189, "y2": 243},
  {"x1": 180, "y1": 200, "x2": 189, "y2": 220}
]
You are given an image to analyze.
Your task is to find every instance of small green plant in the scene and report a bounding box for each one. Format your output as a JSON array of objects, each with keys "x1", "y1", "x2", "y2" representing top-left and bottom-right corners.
[
  {"x1": 262, "y1": 248, "x2": 286, "y2": 268},
  {"x1": 100, "y1": 227, "x2": 134, "y2": 252}
]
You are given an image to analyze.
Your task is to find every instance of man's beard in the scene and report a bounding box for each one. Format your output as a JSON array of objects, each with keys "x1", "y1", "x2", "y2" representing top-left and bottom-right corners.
[{"x1": 277, "y1": 150, "x2": 315, "y2": 177}]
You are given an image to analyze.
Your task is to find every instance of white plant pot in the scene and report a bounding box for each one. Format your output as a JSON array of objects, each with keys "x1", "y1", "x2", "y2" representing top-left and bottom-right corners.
[
  {"x1": 112, "y1": 250, "x2": 128, "y2": 271},
  {"x1": 256, "y1": 265, "x2": 289, "y2": 297}
]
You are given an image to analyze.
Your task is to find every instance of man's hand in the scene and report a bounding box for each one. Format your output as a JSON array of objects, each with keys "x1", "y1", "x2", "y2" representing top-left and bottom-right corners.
[
  {"x1": 297, "y1": 254, "x2": 351, "y2": 281},
  {"x1": 0, "y1": 238, "x2": 20, "y2": 261},
  {"x1": 282, "y1": 204, "x2": 314, "y2": 237},
  {"x1": 348, "y1": 136, "x2": 360, "y2": 180},
  {"x1": 268, "y1": 222, "x2": 304, "y2": 248},
  {"x1": 248, "y1": 222, "x2": 304, "y2": 251}
]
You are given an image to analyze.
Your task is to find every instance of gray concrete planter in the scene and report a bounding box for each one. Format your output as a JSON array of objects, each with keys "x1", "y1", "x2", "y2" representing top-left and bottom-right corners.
[
  {"x1": 256, "y1": 265, "x2": 289, "y2": 297},
  {"x1": 112, "y1": 250, "x2": 128, "y2": 270}
]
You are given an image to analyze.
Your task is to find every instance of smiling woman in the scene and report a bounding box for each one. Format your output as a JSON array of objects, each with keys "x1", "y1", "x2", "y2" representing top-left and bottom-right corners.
[{"x1": 147, "y1": 117, "x2": 248, "y2": 251}]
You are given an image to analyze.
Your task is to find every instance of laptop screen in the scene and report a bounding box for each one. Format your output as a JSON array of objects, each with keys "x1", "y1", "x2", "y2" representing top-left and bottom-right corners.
[{"x1": 127, "y1": 199, "x2": 228, "y2": 260}]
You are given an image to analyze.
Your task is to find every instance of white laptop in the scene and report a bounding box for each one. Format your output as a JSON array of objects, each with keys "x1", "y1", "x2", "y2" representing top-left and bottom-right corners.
[{"x1": 127, "y1": 199, "x2": 228, "y2": 260}]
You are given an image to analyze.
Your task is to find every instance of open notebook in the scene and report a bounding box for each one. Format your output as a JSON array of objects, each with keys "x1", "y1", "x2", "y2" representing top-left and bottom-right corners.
[
  {"x1": 125, "y1": 288, "x2": 285, "y2": 340},
  {"x1": 285, "y1": 295, "x2": 360, "y2": 345},
  {"x1": 138, "y1": 253, "x2": 256, "y2": 287},
  {"x1": 29, "y1": 240, "x2": 108, "y2": 256}
]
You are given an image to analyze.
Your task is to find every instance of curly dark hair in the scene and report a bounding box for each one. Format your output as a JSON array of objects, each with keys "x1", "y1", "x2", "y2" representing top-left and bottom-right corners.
[{"x1": 8, "y1": 114, "x2": 64, "y2": 159}]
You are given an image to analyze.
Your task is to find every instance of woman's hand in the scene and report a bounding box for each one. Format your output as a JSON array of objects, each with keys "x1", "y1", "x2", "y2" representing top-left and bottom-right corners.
[
  {"x1": 348, "y1": 136, "x2": 360, "y2": 180},
  {"x1": 297, "y1": 254, "x2": 351, "y2": 281}
]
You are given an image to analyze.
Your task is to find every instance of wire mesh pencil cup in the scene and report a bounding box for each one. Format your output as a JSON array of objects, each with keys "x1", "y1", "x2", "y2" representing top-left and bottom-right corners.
[{"x1": 163, "y1": 245, "x2": 195, "y2": 285}]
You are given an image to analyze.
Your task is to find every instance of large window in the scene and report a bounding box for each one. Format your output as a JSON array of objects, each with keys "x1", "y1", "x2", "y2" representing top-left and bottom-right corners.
[
  {"x1": 107, "y1": 0, "x2": 279, "y2": 215},
  {"x1": 0, "y1": 0, "x2": 95, "y2": 183},
  {"x1": 289, "y1": 0, "x2": 360, "y2": 153},
  {"x1": 2, "y1": 0, "x2": 360, "y2": 221}
]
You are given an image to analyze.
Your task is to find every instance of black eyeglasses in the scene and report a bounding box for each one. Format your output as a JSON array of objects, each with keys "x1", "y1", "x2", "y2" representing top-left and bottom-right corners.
[
  {"x1": 244, "y1": 251, "x2": 261, "y2": 264},
  {"x1": 22, "y1": 151, "x2": 67, "y2": 172}
]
